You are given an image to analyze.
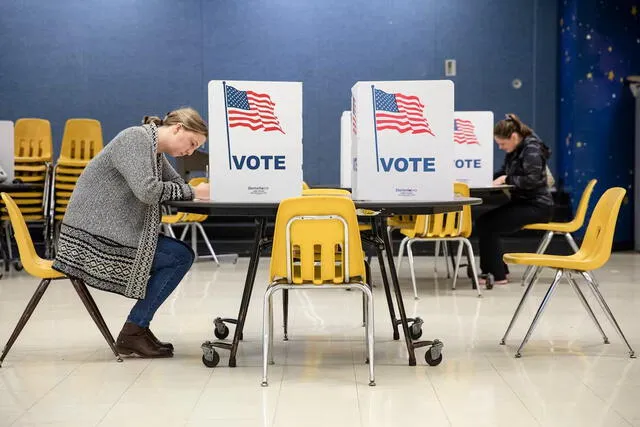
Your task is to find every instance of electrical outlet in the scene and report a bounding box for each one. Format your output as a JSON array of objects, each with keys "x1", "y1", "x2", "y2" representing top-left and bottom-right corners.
[{"x1": 445, "y1": 59, "x2": 456, "y2": 76}]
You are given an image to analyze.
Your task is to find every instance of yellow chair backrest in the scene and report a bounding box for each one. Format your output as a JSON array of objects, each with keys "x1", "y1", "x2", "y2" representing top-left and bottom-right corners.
[
  {"x1": 454, "y1": 182, "x2": 472, "y2": 238},
  {"x1": 1, "y1": 193, "x2": 60, "y2": 278},
  {"x1": 302, "y1": 188, "x2": 351, "y2": 197},
  {"x1": 571, "y1": 179, "x2": 598, "y2": 228},
  {"x1": 411, "y1": 182, "x2": 470, "y2": 238},
  {"x1": 14, "y1": 119, "x2": 53, "y2": 161},
  {"x1": 59, "y1": 119, "x2": 104, "y2": 162},
  {"x1": 182, "y1": 177, "x2": 208, "y2": 221},
  {"x1": 269, "y1": 196, "x2": 365, "y2": 285},
  {"x1": 387, "y1": 215, "x2": 417, "y2": 229},
  {"x1": 576, "y1": 187, "x2": 626, "y2": 271}
]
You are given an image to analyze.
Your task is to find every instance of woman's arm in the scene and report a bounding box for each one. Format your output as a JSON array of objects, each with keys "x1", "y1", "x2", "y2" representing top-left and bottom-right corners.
[{"x1": 506, "y1": 145, "x2": 546, "y2": 190}]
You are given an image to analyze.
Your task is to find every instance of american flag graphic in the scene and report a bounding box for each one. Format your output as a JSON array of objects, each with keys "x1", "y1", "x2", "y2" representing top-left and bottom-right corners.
[
  {"x1": 454, "y1": 118, "x2": 480, "y2": 145},
  {"x1": 225, "y1": 85, "x2": 285, "y2": 134},
  {"x1": 351, "y1": 96, "x2": 357, "y2": 135},
  {"x1": 374, "y1": 88, "x2": 435, "y2": 136}
]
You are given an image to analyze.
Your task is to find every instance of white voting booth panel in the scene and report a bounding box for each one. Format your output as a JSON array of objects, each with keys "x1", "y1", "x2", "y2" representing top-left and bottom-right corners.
[
  {"x1": 208, "y1": 80, "x2": 303, "y2": 202},
  {"x1": 340, "y1": 111, "x2": 352, "y2": 188},
  {"x1": 350, "y1": 80, "x2": 454, "y2": 201},
  {"x1": 452, "y1": 111, "x2": 494, "y2": 187},
  {"x1": 0, "y1": 121, "x2": 14, "y2": 183}
]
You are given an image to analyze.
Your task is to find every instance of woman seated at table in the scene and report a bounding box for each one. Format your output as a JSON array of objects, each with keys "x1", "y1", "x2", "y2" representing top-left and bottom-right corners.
[
  {"x1": 475, "y1": 114, "x2": 553, "y2": 285},
  {"x1": 53, "y1": 108, "x2": 210, "y2": 358}
]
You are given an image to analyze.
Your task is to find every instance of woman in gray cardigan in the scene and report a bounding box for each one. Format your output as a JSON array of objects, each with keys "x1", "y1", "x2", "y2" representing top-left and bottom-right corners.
[{"x1": 53, "y1": 108, "x2": 209, "y2": 358}]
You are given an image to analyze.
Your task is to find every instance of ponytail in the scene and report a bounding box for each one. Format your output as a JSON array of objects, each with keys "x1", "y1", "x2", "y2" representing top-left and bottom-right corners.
[
  {"x1": 494, "y1": 113, "x2": 533, "y2": 139},
  {"x1": 142, "y1": 115, "x2": 163, "y2": 126}
]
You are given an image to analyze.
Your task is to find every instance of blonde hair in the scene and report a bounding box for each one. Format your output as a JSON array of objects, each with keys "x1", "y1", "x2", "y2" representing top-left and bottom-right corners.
[
  {"x1": 143, "y1": 107, "x2": 208, "y2": 137},
  {"x1": 494, "y1": 113, "x2": 533, "y2": 139}
]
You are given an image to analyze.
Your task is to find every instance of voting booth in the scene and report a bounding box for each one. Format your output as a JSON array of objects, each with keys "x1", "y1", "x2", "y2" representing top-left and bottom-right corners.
[
  {"x1": 452, "y1": 111, "x2": 494, "y2": 187},
  {"x1": 208, "y1": 80, "x2": 303, "y2": 202},
  {"x1": 350, "y1": 80, "x2": 455, "y2": 201},
  {"x1": 340, "y1": 111, "x2": 352, "y2": 188},
  {"x1": 0, "y1": 121, "x2": 14, "y2": 183}
]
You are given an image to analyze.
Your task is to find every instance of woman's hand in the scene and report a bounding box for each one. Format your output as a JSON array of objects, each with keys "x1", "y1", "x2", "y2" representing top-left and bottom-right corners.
[
  {"x1": 493, "y1": 175, "x2": 507, "y2": 186},
  {"x1": 192, "y1": 182, "x2": 210, "y2": 200}
]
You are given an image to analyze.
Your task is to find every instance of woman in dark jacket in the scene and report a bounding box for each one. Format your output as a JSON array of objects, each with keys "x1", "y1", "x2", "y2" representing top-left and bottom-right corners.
[{"x1": 476, "y1": 114, "x2": 553, "y2": 285}]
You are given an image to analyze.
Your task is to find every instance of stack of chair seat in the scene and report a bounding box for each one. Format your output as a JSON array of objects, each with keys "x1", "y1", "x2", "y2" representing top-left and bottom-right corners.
[
  {"x1": 49, "y1": 119, "x2": 103, "y2": 246},
  {"x1": 1, "y1": 119, "x2": 54, "y2": 263}
]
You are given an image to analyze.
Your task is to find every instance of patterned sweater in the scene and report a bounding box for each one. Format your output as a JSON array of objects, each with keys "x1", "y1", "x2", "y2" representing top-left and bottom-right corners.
[{"x1": 52, "y1": 123, "x2": 194, "y2": 299}]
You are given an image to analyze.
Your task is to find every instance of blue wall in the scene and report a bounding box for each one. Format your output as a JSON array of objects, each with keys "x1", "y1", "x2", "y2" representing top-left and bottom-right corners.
[
  {"x1": 0, "y1": 0, "x2": 558, "y2": 185},
  {"x1": 559, "y1": 0, "x2": 640, "y2": 244}
]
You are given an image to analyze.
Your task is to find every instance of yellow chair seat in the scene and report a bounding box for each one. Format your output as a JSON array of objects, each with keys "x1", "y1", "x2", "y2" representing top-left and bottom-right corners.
[
  {"x1": 1, "y1": 215, "x2": 44, "y2": 221},
  {"x1": 15, "y1": 165, "x2": 47, "y2": 173},
  {"x1": 503, "y1": 252, "x2": 592, "y2": 270},
  {"x1": 6, "y1": 192, "x2": 44, "y2": 198},
  {"x1": 523, "y1": 221, "x2": 580, "y2": 233},
  {"x1": 2, "y1": 207, "x2": 42, "y2": 214},
  {"x1": 16, "y1": 176, "x2": 45, "y2": 183},
  {"x1": 55, "y1": 183, "x2": 76, "y2": 191},
  {"x1": 162, "y1": 213, "x2": 187, "y2": 224},
  {"x1": 15, "y1": 156, "x2": 50, "y2": 163},
  {"x1": 55, "y1": 166, "x2": 85, "y2": 175},
  {"x1": 55, "y1": 175, "x2": 80, "y2": 183},
  {"x1": 8, "y1": 198, "x2": 41, "y2": 205},
  {"x1": 57, "y1": 158, "x2": 91, "y2": 168}
]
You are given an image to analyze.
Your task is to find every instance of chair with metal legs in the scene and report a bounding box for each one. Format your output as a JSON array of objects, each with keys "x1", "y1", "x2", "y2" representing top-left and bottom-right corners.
[
  {"x1": 396, "y1": 183, "x2": 481, "y2": 299},
  {"x1": 500, "y1": 187, "x2": 635, "y2": 358},
  {"x1": 0, "y1": 193, "x2": 121, "y2": 366},
  {"x1": 261, "y1": 195, "x2": 375, "y2": 387},
  {"x1": 520, "y1": 179, "x2": 597, "y2": 287}
]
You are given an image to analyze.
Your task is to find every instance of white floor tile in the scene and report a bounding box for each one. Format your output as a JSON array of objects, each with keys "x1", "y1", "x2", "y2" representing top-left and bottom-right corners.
[{"x1": 0, "y1": 254, "x2": 639, "y2": 426}]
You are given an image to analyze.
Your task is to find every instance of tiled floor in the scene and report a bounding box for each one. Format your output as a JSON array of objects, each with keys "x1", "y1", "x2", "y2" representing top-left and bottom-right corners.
[{"x1": 1, "y1": 252, "x2": 640, "y2": 426}]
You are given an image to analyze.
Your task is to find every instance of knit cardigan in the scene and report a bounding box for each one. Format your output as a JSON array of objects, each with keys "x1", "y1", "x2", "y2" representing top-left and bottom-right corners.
[{"x1": 52, "y1": 123, "x2": 194, "y2": 299}]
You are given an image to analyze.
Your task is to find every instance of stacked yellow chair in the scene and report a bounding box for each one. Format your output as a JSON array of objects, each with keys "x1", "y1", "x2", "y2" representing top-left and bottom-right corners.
[
  {"x1": 501, "y1": 187, "x2": 635, "y2": 358},
  {"x1": 1, "y1": 119, "x2": 54, "y2": 264},
  {"x1": 0, "y1": 193, "x2": 121, "y2": 366},
  {"x1": 49, "y1": 119, "x2": 103, "y2": 247},
  {"x1": 260, "y1": 195, "x2": 375, "y2": 387},
  {"x1": 161, "y1": 178, "x2": 219, "y2": 265},
  {"x1": 396, "y1": 183, "x2": 481, "y2": 299}
]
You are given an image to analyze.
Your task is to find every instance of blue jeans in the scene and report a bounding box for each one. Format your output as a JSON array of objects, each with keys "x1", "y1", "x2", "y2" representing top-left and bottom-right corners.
[{"x1": 127, "y1": 235, "x2": 195, "y2": 327}]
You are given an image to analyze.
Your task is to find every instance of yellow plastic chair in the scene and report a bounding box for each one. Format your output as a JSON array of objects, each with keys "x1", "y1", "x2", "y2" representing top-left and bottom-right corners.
[
  {"x1": 0, "y1": 193, "x2": 121, "y2": 366},
  {"x1": 57, "y1": 119, "x2": 103, "y2": 167},
  {"x1": 520, "y1": 179, "x2": 598, "y2": 287},
  {"x1": 260, "y1": 196, "x2": 374, "y2": 387},
  {"x1": 302, "y1": 181, "x2": 310, "y2": 190},
  {"x1": 397, "y1": 183, "x2": 480, "y2": 298},
  {"x1": 501, "y1": 187, "x2": 635, "y2": 358},
  {"x1": 14, "y1": 119, "x2": 53, "y2": 163}
]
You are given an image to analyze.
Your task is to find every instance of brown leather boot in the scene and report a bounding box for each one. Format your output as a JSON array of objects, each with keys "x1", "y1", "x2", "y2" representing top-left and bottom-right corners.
[
  {"x1": 116, "y1": 322, "x2": 173, "y2": 358},
  {"x1": 145, "y1": 328, "x2": 174, "y2": 351}
]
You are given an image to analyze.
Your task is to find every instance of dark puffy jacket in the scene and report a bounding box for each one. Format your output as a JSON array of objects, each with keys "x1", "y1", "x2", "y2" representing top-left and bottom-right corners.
[{"x1": 494, "y1": 135, "x2": 553, "y2": 206}]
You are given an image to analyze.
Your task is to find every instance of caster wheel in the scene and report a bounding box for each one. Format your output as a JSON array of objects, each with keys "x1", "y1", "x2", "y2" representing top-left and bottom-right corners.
[
  {"x1": 410, "y1": 324, "x2": 423, "y2": 340},
  {"x1": 202, "y1": 350, "x2": 220, "y2": 368},
  {"x1": 13, "y1": 261, "x2": 23, "y2": 271},
  {"x1": 425, "y1": 348, "x2": 443, "y2": 366},
  {"x1": 214, "y1": 324, "x2": 229, "y2": 340}
]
